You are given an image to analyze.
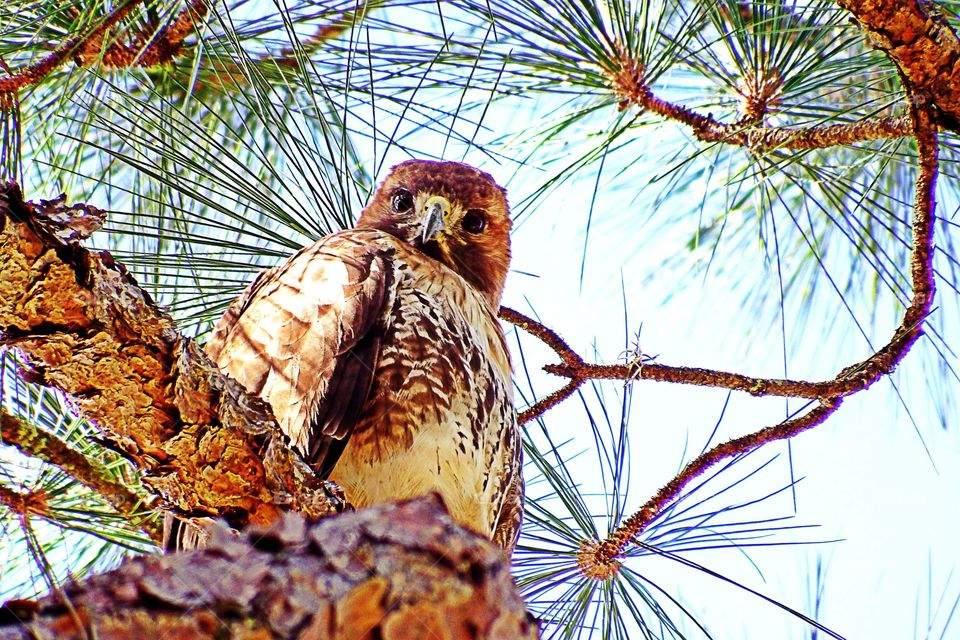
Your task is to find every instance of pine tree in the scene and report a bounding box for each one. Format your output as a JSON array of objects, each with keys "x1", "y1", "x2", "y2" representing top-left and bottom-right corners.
[{"x1": 1, "y1": 1, "x2": 958, "y2": 637}]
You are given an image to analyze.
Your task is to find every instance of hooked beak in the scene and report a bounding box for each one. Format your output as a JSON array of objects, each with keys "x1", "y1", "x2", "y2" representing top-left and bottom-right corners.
[{"x1": 421, "y1": 195, "x2": 449, "y2": 244}]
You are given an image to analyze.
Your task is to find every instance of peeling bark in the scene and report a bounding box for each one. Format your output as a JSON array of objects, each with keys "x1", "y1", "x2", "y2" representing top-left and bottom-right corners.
[
  {"x1": 0, "y1": 496, "x2": 539, "y2": 640},
  {"x1": 0, "y1": 183, "x2": 340, "y2": 530}
]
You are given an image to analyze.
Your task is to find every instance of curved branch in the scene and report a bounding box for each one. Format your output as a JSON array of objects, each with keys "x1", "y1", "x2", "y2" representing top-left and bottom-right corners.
[
  {"x1": 579, "y1": 86, "x2": 937, "y2": 564},
  {"x1": 507, "y1": 24, "x2": 941, "y2": 566}
]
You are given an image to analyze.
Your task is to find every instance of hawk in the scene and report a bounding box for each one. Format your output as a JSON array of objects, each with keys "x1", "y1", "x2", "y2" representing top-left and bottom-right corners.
[{"x1": 205, "y1": 160, "x2": 522, "y2": 552}]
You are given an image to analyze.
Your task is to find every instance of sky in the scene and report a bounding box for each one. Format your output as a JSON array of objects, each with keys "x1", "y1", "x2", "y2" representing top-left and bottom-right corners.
[
  {"x1": 487, "y1": 83, "x2": 960, "y2": 635},
  {"x1": 502, "y1": 155, "x2": 960, "y2": 636}
]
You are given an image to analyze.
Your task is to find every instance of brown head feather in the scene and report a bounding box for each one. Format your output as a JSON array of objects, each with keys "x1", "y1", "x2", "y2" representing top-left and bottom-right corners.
[{"x1": 355, "y1": 160, "x2": 512, "y2": 307}]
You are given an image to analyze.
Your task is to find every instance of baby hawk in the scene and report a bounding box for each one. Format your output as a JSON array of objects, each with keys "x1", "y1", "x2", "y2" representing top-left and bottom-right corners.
[{"x1": 205, "y1": 160, "x2": 522, "y2": 552}]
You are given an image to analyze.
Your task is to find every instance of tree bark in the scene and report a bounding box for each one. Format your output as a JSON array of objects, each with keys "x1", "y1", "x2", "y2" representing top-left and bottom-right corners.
[{"x1": 0, "y1": 496, "x2": 539, "y2": 640}]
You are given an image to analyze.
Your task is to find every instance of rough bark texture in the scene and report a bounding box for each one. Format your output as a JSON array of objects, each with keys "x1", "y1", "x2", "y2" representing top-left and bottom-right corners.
[
  {"x1": 838, "y1": 0, "x2": 960, "y2": 126},
  {"x1": 0, "y1": 496, "x2": 539, "y2": 640},
  {"x1": 0, "y1": 183, "x2": 339, "y2": 529}
]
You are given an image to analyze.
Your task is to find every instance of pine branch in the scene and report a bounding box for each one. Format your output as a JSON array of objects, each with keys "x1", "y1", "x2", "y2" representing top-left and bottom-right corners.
[
  {"x1": 0, "y1": 496, "x2": 538, "y2": 640},
  {"x1": 503, "y1": 291, "x2": 928, "y2": 416},
  {"x1": 574, "y1": 84, "x2": 939, "y2": 571},
  {"x1": 606, "y1": 44, "x2": 911, "y2": 150},
  {"x1": 0, "y1": 183, "x2": 341, "y2": 531},
  {"x1": 0, "y1": 409, "x2": 163, "y2": 544},
  {"x1": 503, "y1": 44, "x2": 939, "y2": 572},
  {"x1": 600, "y1": 0, "x2": 960, "y2": 149},
  {"x1": 0, "y1": 0, "x2": 371, "y2": 101},
  {"x1": 1, "y1": 0, "x2": 139, "y2": 91}
]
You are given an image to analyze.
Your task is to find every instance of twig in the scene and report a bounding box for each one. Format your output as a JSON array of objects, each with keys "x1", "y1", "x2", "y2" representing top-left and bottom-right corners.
[
  {"x1": 85, "y1": 0, "x2": 211, "y2": 69},
  {"x1": 587, "y1": 398, "x2": 842, "y2": 568},
  {"x1": 1, "y1": 409, "x2": 163, "y2": 544},
  {"x1": 642, "y1": 87, "x2": 910, "y2": 150},
  {"x1": 173, "y1": 5, "x2": 362, "y2": 95},
  {"x1": 273, "y1": 7, "x2": 364, "y2": 66},
  {"x1": 502, "y1": 308, "x2": 928, "y2": 423},
  {"x1": 0, "y1": 484, "x2": 50, "y2": 519}
]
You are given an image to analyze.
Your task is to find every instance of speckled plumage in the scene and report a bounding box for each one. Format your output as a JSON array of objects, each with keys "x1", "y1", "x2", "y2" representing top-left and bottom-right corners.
[{"x1": 205, "y1": 160, "x2": 522, "y2": 552}]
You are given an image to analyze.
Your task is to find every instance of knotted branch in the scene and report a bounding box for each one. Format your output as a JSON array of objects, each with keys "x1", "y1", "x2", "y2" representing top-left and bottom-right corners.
[{"x1": 0, "y1": 183, "x2": 341, "y2": 532}]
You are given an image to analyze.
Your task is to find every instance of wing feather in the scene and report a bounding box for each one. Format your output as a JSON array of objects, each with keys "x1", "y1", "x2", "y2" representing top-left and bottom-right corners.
[{"x1": 205, "y1": 230, "x2": 394, "y2": 475}]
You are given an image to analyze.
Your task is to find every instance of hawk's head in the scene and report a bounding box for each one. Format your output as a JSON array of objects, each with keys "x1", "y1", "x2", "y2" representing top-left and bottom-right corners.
[{"x1": 357, "y1": 160, "x2": 512, "y2": 307}]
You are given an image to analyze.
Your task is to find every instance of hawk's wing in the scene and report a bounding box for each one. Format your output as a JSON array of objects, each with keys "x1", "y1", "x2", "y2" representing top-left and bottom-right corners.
[{"x1": 205, "y1": 231, "x2": 393, "y2": 476}]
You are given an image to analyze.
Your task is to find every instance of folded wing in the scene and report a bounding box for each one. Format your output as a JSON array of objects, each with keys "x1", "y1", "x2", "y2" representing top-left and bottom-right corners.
[{"x1": 205, "y1": 231, "x2": 394, "y2": 476}]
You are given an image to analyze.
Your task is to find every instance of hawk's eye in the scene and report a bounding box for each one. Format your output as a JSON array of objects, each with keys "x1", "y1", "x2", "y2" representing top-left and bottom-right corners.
[
  {"x1": 392, "y1": 189, "x2": 414, "y2": 213},
  {"x1": 462, "y1": 209, "x2": 486, "y2": 234}
]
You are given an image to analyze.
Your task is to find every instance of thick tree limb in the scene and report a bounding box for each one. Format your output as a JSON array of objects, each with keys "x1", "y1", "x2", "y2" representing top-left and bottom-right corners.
[
  {"x1": 0, "y1": 183, "x2": 339, "y2": 530},
  {"x1": 0, "y1": 496, "x2": 539, "y2": 640}
]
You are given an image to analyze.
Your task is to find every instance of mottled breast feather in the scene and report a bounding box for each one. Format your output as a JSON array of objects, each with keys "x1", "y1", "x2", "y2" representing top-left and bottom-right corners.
[{"x1": 205, "y1": 228, "x2": 522, "y2": 551}]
